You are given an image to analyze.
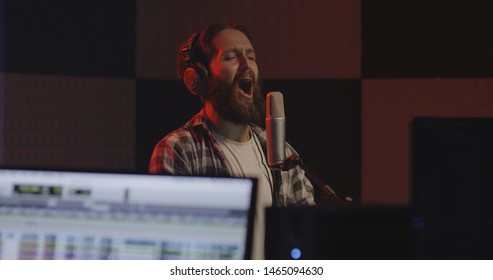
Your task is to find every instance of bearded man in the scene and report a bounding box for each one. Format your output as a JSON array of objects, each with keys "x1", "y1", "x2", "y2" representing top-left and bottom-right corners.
[{"x1": 149, "y1": 23, "x2": 315, "y2": 259}]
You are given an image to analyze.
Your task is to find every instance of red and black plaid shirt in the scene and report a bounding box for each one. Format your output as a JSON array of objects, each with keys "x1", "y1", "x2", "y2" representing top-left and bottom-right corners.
[{"x1": 149, "y1": 109, "x2": 315, "y2": 206}]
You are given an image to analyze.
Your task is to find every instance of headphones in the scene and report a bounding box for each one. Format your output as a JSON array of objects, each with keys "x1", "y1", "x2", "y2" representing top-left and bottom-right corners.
[{"x1": 180, "y1": 33, "x2": 209, "y2": 96}]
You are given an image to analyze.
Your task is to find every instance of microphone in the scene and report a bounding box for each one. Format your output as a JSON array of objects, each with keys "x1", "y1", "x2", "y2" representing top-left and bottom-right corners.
[
  {"x1": 266, "y1": 92, "x2": 286, "y2": 168},
  {"x1": 265, "y1": 92, "x2": 347, "y2": 204}
]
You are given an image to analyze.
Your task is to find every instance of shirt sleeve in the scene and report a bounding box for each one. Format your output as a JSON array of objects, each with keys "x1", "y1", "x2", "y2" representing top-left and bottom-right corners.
[
  {"x1": 289, "y1": 165, "x2": 316, "y2": 205},
  {"x1": 283, "y1": 143, "x2": 316, "y2": 206},
  {"x1": 148, "y1": 131, "x2": 193, "y2": 175}
]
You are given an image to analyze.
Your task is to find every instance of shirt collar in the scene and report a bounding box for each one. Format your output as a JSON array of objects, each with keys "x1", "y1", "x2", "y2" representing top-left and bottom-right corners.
[
  {"x1": 187, "y1": 108, "x2": 212, "y2": 131},
  {"x1": 189, "y1": 108, "x2": 266, "y2": 141}
]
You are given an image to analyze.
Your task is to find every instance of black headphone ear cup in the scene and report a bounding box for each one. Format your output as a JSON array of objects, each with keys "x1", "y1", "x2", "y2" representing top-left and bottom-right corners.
[
  {"x1": 183, "y1": 62, "x2": 208, "y2": 96},
  {"x1": 183, "y1": 67, "x2": 200, "y2": 92}
]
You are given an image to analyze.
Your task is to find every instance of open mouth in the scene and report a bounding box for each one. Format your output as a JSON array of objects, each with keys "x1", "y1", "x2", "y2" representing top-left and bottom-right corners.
[{"x1": 237, "y1": 78, "x2": 253, "y2": 97}]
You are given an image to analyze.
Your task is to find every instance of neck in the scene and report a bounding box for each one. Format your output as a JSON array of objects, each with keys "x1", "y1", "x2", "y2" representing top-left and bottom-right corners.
[{"x1": 204, "y1": 103, "x2": 250, "y2": 142}]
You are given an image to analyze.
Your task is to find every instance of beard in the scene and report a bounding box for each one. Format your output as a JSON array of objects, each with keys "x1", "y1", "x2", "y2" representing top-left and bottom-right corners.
[{"x1": 203, "y1": 73, "x2": 265, "y2": 127}]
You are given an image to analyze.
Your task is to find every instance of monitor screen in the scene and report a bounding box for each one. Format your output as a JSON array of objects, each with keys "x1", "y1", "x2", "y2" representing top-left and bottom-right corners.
[{"x1": 0, "y1": 168, "x2": 256, "y2": 260}]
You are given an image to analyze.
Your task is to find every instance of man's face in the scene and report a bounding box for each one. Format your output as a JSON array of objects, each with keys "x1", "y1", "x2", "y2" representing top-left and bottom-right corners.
[{"x1": 204, "y1": 28, "x2": 264, "y2": 125}]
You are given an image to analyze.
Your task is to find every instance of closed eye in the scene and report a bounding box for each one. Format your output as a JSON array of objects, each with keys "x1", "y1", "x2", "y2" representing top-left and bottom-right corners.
[
  {"x1": 246, "y1": 50, "x2": 256, "y2": 61},
  {"x1": 223, "y1": 55, "x2": 236, "y2": 61}
]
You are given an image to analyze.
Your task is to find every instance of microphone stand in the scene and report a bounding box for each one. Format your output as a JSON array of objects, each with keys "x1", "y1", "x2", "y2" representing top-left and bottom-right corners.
[{"x1": 273, "y1": 154, "x2": 346, "y2": 204}]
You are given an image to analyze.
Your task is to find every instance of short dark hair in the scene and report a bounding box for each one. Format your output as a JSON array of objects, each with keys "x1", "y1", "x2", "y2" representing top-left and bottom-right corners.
[{"x1": 177, "y1": 23, "x2": 252, "y2": 80}]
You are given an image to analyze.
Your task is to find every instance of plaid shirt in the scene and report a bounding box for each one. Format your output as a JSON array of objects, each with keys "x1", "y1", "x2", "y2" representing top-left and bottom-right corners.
[{"x1": 149, "y1": 109, "x2": 315, "y2": 206}]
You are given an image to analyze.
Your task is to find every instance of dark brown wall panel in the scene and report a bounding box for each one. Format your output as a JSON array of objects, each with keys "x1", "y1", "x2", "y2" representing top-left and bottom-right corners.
[
  {"x1": 4, "y1": 74, "x2": 135, "y2": 171},
  {"x1": 136, "y1": 0, "x2": 361, "y2": 79}
]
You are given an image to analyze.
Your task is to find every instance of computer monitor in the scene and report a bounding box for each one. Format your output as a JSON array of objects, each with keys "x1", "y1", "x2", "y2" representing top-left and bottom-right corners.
[
  {"x1": 412, "y1": 117, "x2": 493, "y2": 259},
  {"x1": 0, "y1": 168, "x2": 256, "y2": 260}
]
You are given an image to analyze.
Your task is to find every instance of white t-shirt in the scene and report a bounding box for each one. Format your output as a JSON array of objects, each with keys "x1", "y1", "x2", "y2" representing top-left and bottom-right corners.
[{"x1": 210, "y1": 128, "x2": 273, "y2": 260}]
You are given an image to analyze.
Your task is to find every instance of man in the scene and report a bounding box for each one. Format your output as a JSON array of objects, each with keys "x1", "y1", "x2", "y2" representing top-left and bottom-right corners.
[{"x1": 149, "y1": 23, "x2": 315, "y2": 259}]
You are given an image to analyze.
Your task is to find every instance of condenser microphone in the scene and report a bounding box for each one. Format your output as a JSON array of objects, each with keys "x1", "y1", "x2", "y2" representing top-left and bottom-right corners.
[{"x1": 266, "y1": 91, "x2": 286, "y2": 168}]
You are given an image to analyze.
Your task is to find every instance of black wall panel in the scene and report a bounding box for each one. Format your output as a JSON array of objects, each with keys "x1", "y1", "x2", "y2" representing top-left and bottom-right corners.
[
  {"x1": 136, "y1": 79, "x2": 361, "y2": 201},
  {"x1": 362, "y1": 0, "x2": 493, "y2": 78},
  {"x1": 263, "y1": 80, "x2": 361, "y2": 201},
  {"x1": 135, "y1": 79, "x2": 202, "y2": 173},
  {"x1": 5, "y1": 0, "x2": 136, "y2": 77}
]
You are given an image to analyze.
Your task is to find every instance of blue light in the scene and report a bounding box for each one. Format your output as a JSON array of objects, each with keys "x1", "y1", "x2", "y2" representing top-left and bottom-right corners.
[{"x1": 290, "y1": 248, "x2": 302, "y2": 259}]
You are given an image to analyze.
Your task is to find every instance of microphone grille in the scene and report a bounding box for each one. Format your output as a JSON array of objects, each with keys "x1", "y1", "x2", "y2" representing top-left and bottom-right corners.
[{"x1": 266, "y1": 92, "x2": 285, "y2": 118}]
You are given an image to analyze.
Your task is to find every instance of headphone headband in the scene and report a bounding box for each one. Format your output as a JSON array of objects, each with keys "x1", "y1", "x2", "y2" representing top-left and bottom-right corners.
[{"x1": 179, "y1": 32, "x2": 208, "y2": 95}]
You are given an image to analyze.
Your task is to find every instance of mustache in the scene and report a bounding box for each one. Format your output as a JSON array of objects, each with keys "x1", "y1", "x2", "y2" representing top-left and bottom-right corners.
[{"x1": 234, "y1": 70, "x2": 256, "y2": 84}]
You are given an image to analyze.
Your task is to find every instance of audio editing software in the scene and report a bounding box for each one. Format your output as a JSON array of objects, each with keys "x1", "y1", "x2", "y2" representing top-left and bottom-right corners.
[{"x1": 0, "y1": 169, "x2": 255, "y2": 260}]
